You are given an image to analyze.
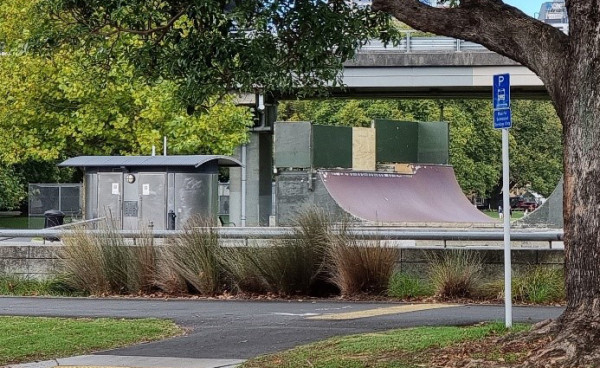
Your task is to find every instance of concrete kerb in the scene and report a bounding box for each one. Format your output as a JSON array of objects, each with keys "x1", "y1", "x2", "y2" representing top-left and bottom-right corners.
[{"x1": 6, "y1": 355, "x2": 244, "y2": 368}]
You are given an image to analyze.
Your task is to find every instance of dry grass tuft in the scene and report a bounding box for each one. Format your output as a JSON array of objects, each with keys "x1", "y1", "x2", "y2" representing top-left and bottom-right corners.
[
  {"x1": 233, "y1": 208, "x2": 332, "y2": 295},
  {"x1": 328, "y1": 227, "x2": 399, "y2": 296},
  {"x1": 427, "y1": 250, "x2": 483, "y2": 299},
  {"x1": 61, "y1": 222, "x2": 157, "y2": 295},
  {"x1": 160, "y1": 216, "x2": 227, "y2": 295}
]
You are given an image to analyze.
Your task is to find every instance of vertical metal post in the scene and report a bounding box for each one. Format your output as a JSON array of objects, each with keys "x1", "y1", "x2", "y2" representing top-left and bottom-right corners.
[
  {"x1": 406, "y1": 32, "x2": 411, "y2": 53},
  {"x1": 241, "y1": 144, "x2": 247, "y2": 227},
  {"x1": 502, "y1": 128, "x2": 512, "y2": 328}
]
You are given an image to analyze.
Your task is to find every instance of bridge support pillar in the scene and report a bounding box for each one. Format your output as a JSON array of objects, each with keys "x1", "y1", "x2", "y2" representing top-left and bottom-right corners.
[{"x1": 229, "y1": 103, "x2": 276, "y2": 227}]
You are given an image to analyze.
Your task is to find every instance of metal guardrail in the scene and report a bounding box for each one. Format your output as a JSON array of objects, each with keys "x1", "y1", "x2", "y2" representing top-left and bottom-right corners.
[
  {"x1": 0, "y1": 227, "x2": 563, "y2": 242},
  {"x1": 360, "y1": 34, "x2": 488, "y2": 53}
]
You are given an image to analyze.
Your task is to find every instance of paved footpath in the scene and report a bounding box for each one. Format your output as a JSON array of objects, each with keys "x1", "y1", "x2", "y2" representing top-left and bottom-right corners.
[{"x1": 0, "y1": 297, "x2": 563, "y2": 368}]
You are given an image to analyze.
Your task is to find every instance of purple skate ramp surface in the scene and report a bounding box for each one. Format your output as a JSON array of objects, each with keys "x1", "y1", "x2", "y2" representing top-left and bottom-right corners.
[{"x1": 319, "y1": 166, "x2": 495, "y2": 223}]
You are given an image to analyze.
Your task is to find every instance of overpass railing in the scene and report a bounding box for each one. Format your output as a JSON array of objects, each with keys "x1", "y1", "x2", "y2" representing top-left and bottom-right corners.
[{"x1": 361, "y1": 33, "x2": 488, "y2": 53}]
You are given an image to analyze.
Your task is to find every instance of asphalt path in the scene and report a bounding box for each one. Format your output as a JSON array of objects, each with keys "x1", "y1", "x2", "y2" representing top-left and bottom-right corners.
[{"x1": 0, "y1": 297, "x2": 563, "y2": 360}]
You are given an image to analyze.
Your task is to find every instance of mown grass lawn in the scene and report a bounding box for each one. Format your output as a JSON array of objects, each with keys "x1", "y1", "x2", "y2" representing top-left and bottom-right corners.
[
  {"x1": 242, "y1": 323, "x2": 529, "y2": 368},
  {"x1": 0, "y1": 316, "x2": 182, "y2": 365}
]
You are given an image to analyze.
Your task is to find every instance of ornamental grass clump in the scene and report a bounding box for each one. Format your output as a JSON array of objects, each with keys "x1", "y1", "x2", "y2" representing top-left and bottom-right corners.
[
  {"x1": 327, "y1": 228, "x2": 399, "y2": 296},
  {"x1": 388, "y1": 271, "x2": 433, "y2": 299},
  {"x1": 61, "y1": 222, "x2": 157, "y2": 295},
  {"x1": 160, "y1": 216, "x2": 228, "y2": 295},
  {"x1": 482, "y1": 265, "x2": 565, "y2": 304},
  {"x1": 427, "y1": 250, "x2": 483, "y2": 299},
  {"x1": 513, "y1": 266, "x2": 564, "y2": 304},
  {"x1": 235, "y1": 208, "x2": 332, "y2": 295}
]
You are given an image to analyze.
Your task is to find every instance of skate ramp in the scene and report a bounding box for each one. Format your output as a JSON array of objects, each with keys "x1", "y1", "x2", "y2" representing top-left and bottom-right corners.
[
  {"x1": 319, "y1": 166, "x2": 495, "y2": 223},
  {"x1": 517, "y1": 176, "x2": 563, "y2": 228}
]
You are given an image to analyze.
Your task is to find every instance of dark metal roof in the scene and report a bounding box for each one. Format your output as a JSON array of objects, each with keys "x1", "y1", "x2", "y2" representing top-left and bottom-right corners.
[{"x1": 58, "y1": 155, "x2": 242, "y2": 168}]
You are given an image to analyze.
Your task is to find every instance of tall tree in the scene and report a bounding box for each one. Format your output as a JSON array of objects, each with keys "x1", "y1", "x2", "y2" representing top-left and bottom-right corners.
[{"x1": 369, "y1": 1, "x2": 595, "y2": 365}]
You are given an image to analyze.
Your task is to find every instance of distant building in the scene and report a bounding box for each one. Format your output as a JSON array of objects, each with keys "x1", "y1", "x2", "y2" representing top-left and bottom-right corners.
[
  {"x1": 352, "y1": 0, "x2": 441, "y2": 8},
  {"x1": 538, "y1": 0, "x2": 568, "y2": 33},
  {"x1": 352, "y1": 0, "x2": 372, "y2": 9}
]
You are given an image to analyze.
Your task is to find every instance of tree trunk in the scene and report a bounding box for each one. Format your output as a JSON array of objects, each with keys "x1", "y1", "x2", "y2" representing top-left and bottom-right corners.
[
  {"x1": 529, "y1": 10, "x2": 600, "y2": 363},
  {"x1": 369, "y1": 0, "x2": 600, "y2": 366}
]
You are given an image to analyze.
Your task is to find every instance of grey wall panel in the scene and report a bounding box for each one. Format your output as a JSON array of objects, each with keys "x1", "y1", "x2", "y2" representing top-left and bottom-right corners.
[
  {"x1": 274, "y1": 122, "x2": 312, "y2": 168},
  {"x1": 122, "y1": 174, "x2": 140, "y2": 231},
  {"x1": 174, "y1": 173, "x2": 217, "y2": 227},
  {"x1": 84, "y1": 174, "x2": 98, "y2": 220},
  {"x1": 275, "y1": 171, "x2": 344, "y2": 226}
]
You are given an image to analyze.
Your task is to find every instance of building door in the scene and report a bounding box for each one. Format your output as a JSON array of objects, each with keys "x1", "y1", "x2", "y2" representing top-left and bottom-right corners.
[
  {"x1": 97, "y1": 172, "x2": 123, "y2": 228},
  {"x1": 139, "y1": 173, "x2": 167, "y2": 230}
]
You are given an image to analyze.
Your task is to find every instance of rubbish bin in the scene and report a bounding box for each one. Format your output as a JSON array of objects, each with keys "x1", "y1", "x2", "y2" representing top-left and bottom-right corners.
[
  {"x1": 44, "y1": 210, "x2": 64, "y2": 242},
  {"x1": 44, "y1": 210, "x2": 65, "y2": 228}
]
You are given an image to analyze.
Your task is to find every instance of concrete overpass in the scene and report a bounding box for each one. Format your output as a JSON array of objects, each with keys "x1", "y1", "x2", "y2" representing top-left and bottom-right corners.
[
  {"x1": 338, "y1": 51, "x2": 546, "y2": 99},
  {"x1": 273, "y1": 37, "x2": 547, "y2": 100}
]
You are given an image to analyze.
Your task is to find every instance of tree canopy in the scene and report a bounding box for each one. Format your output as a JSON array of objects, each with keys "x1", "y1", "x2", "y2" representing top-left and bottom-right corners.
[
  {"x1": 0, "y1": 0, "x2": 255, "y2": 208},
  {"x1": 38, "y1": 0, "x2": 399, "y2": 108}
]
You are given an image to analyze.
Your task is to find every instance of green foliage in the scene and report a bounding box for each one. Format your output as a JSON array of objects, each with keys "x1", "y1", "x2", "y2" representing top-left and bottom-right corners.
[
  {"x1": 0, "y1": 274, "x2": 84, "y2": 296},
  {"x1": 39, "y1": 0, "x2": 400, "y2": 108},
  {"x1": 242, "y1": 323, "x2": 529, "y2": 368},
  {"x1": 0, "y1": 49, "x2": 252, "y2": 162},
  {"x1": 0, "y1": 316, "x2": 181, "y2": 365},
  {"x1": 0, "y1": 0, "x2": 253, "y2": 208},
  {"x1": 483, "y1": 266, "x2": 565, "y2": 304},
  {"x1": 0, "y1": 166, "x2": 26, "y2": 210},
  {"x1": 388, "y1": 272, "x2": 433, "y2": 299}
]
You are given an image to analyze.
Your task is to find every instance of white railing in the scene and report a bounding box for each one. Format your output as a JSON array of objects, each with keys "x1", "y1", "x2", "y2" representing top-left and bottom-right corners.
[
  {"x1": 360, "y1": 32, "x2": 488, "y2": 53},
  {"x1": 0, "y1": 227, "x2": 562, "y2": 242}
]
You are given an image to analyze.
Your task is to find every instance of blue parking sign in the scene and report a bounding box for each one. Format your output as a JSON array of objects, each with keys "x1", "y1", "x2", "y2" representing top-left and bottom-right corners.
[
  {"x1": 493, "y1": 74, "x2": 510, "y2": 110},
  {"x1": 494, "y1": 108, "x2": 512, "y2": 129}
]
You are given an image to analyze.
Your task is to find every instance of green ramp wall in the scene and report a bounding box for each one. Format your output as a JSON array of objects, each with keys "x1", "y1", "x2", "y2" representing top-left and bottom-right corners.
[{"x1": 375, "y1": 120, "x2": 448, "y2": 165}]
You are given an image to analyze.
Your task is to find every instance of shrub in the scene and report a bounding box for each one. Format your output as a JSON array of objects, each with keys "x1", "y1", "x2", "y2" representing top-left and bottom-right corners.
[
  {"x1": 427, "y1": 250, "x2": 483, "y2": 298},
  {"x1": 160, "y1": 216, "x2": 227, "y2": 295},
  {"x1": 0, "y1": 274, "x2": 82, "y2": 296},
  {"x1": 482, "y1": 266, "x2": 565, "y2": 304},
  {"x1": 388, "y1": 272, "x2": 433, "y2": 299},
  {"x1": 233, "y1": 208, "x2": 332, "y2": 295},
  {"x1": 328, "y1": 233, "x2": 399, "y2": 296},
  {"x1": 515, "y1": 266, "x2": 564, "y2": 303}
]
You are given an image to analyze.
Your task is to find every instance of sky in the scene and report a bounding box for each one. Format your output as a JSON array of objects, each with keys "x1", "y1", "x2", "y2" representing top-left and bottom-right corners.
[{"x1": 503, "y1": 0, "x2": 545, "y2": 17}]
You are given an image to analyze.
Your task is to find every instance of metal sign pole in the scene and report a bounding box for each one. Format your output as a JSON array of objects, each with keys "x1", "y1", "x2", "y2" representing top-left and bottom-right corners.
[
  {"x1": 502, "y1": 128, "x2": 512, "y2": 328},
  {"x1": 493, "y1": 73, "x2": 512, "y2": 328}
]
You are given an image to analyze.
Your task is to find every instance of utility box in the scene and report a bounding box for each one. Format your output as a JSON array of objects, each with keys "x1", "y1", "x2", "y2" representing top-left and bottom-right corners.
[{"x1": 59, "y1": 155, "x2": 241, "y2": 230}]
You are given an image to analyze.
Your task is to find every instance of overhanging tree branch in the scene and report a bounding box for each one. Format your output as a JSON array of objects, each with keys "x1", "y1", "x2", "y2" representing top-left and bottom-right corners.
[{"x1": 372, "y1": 0, "x2": 569, "y2": 89}]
